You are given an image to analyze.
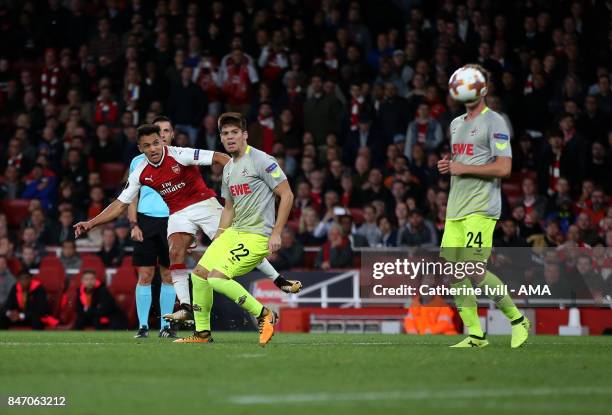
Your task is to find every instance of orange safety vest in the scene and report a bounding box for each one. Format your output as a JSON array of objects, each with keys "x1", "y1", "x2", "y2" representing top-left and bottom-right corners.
[{"x1": 404, "y1": 296, "x2": 458, "y2": 335}]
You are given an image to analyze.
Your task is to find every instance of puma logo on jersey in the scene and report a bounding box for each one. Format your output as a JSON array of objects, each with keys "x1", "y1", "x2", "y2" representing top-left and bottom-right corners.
[
  {"x1": 452, "y1": 143, "x2": 474, "y2": 155},
  {"x1": 144, "y1": 175, "x2": 153, "y2": 182},
  {"x1": 230, "y1": 183, "x2": 253, "y2": 196}
]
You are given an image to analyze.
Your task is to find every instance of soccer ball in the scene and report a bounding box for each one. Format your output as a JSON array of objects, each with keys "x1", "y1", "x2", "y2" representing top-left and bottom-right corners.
[{"x1": 448, "y1": 66, "x2": 487, "y2": 103}]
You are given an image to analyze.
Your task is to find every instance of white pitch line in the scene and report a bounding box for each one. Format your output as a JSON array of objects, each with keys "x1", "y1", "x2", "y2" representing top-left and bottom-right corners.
[{"x1": 229, "y1": 387, "x2": 612, "y2": 405}]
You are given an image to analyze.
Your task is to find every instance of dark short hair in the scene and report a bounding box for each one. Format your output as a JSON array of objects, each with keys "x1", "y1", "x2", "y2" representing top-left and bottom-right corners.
[
  {"x1": 136, "y1": 124, "x2": 161, "y2": 141},
  {"x1": 152, "y1": 115, "x2": 172, "y2": 126},
  {"x1": 218, "y1": 112, "x2": 247, "y2": 132},
  {"x1": 81, "y1": 269, "x2": 98, "y2": 278}
]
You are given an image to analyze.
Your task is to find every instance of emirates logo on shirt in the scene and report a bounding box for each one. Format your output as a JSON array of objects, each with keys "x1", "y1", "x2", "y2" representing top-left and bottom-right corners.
[{"x1": 172, "y1": 164, "x2": 181, "y2": 174}]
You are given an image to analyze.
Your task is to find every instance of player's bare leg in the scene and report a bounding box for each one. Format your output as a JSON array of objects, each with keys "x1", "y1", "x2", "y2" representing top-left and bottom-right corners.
[{"x1": 163, "y1": 232, "x2": 196, "y2": 326}]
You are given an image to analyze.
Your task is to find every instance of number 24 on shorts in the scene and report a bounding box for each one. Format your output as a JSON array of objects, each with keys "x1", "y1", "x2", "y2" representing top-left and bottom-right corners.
[{"x1": 466, "y1": 231, "x2": 483, "y2": 248}]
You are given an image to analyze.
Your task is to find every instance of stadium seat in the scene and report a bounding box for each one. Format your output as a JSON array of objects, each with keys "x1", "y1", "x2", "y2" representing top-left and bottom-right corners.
[
  {"x1": 79, "y1": 255, "x2": 107, "y2": 281},
  {"x1": 37, "y1": 263, "x2": 66, "y2": 292},
  {"x1": 37, "y1": 264, "x2": 66, "y2": 318},
  {"x1": 349, "y1": 208, "x2": 365, "y2": 225},
  {"x1": 120, "y1": 255, "x2": 133, "y2": 268},
  {"x1": 40, "y1": 255, "x2": 64, "y2": 270},
  {"x1": 99, "y1": 163, "x2": 127, "y2": 190},
  {"x1": 109, "y1": 266, "x2": 137, "y2": 327},
  {"x1": 1, "y1": 199, "x2": 32, "y2": 228}
]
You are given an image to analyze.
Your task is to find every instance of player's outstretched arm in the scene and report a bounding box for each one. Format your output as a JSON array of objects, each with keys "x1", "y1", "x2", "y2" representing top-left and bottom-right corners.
[
  {"x1": 270, "y1": 180, "x2": 294, "y2": 252},
  {"x1": 74, "y1": 200, "x2": 129, "y2": 238},
  {"x1": 212, "y1": 151, "x2": 231, "y2": 166},
  {"x1": 449, "y1": 156, "x2": 511, "y2": 179}
]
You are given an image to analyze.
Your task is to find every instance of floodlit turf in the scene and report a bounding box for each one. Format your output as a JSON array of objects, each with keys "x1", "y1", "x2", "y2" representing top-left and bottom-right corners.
[{"x1": 1, "y1": 332, "x2": 611, "y2": 415}]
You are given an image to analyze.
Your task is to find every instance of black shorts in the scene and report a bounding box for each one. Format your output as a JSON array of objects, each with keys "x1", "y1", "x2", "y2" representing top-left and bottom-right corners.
[{"x1": 132, "y1": 213, "x2": 170, "y2": 268}]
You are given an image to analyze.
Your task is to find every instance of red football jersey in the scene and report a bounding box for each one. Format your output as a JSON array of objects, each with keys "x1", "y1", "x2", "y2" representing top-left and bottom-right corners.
[{"x1": 118, "y1": 146, "x2": 217, "y2": 214}]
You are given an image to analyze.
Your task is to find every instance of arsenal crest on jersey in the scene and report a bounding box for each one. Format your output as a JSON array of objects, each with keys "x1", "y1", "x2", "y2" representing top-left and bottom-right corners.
[{"x1": 172, "y1": 164, "x2": 181, "y2": 174}]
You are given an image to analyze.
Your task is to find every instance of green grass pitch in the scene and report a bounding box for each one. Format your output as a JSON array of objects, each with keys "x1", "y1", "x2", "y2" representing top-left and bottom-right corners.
[{"x1": 1, "y1": 331, "x2": 611, "y2": 415}]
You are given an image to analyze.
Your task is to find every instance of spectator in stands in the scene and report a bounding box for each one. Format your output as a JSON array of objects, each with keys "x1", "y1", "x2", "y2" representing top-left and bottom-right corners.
[
  {"x1": 303, "y1": 74, "x2": 343, "y2": 145},
  {"x1": 575, "y1": 213, "x2": 600, "y2": 246},
  {"x1": 87, "y1": 186, "x2": 106, "y2": 220},
  {"x1": 18, "y1": 227, "x2": 45, "y2": 260},
  {"x1": 113, "y1": 220, "x2": 132, "y2": 252},
  {"x1": 26, "y1": 208, "x2": 55, "y2": 246},
  {"x1": 92, "y1": 124, "x2": 120, "y2": 163},
  {"x1": 167, "y1": 66, "x2": 207, "y2": 144},
  {"x1": 519, "y1": 177, "x2": 547, "y2": 221},
  {"x1": 338, "y1": 214, "x2": 369, "y2": 249},
  {"x1": 0, "y1": 165, "x2": 23, "y2": 200},
  {"x1": 399, "y1": 209, "x2": 437, "y2": 247},
  {"x1": 59, "y1": 240, "x2": 82, "y2": 272},
  {"x1": 340, "y1": 172, "x2": 363, "y2": 208},
  {"x1": 0, "y1": 271, "x2": 57, "y2": 330},
  {"x1": 61, "y1": 148, "x2": 89, "y2": 201},
  {"x1": 361, "y1": 169, "x2": 393, "y2": 208},
  {"x1": 297, "y1": 206, "x2": 325, "y2": 246},
  {"x1": 21, "y1": 164, "x2": 57, "y2": 212},
  {"x1": 356, "y1": 205, "x2": 382, "y2": 247},
  {"x1": 220, "y1": 37, "x2": 259, "y2": 114},
  {"x1": 494, "y1": 219, "x2": 529, "y2": 247},
  {"x1": 315, "y1": 223, "x2": 354, "y2": 270},
  {"x1": 0, "y1": 257, "x2": 16, "y2": 311},
  {"x1": 19, "y1": 246, "x2": 40, "y2": 272},
  {"x1": 343, "y1": 111, "x2": 383, "y2": 168},
  {"x1": 0, "y1": 238, "x2": 20, "y2": 276},
  {"x1": 377, "y1": 215, "x2": 398, "y2": 247},
  {"x1": 268, "y1": 228, "x2": 304, "y2": 271},
  {"x1": 404, "y1": 103, "x2": 443, "y2": 161},
  {"x1": 573, "y1": 255, "x2": 606, "y2": 302},
  {"x1": 55, "y1": 209, "x2": 76, "y2": 245},
  {"x1": 97, "y1": 228, "x2": 123, "y2": 268},
  {"x1": 74, "y1": 270, "x2": 125, "y2": 330}
]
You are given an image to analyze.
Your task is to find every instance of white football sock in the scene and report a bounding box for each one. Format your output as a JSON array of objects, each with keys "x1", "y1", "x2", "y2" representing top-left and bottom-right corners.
[
  {"x1": 256, "y1": 258, "x2": 280, "y2": 280},
  {"x1": 171, "y1": 268, "x2": 191, "y2": 305}
]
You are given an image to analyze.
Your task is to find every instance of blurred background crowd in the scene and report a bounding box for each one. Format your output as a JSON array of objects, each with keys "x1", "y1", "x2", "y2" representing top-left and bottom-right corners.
[{"x1": 0, "y1": 0, "x2": 611, "y2": 326}]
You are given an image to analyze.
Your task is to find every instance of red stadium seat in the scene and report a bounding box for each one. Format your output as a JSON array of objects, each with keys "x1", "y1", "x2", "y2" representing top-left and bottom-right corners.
[
  {"x1": 37, "y1": 264, "x2": 66, "y2": 292},
  {"x1": 349, "y1": 208, "x2": 365, "y2": 225},
  {"x1": 120, "y1": 255, "x2": 133, "y2": 267},
  {"x1": 37, "y1": 264, "x2": 66, "y2": 318},
  {"x1": 109, "y1": 266, "x2": 137, "y2": 327},
  {"x1": 79, "y1": 255, "x2": 107, "y2": 281},
  {"x1": 99, "y1": 163, "x2": 127, "y2": 190},
  {"x1": 1, "y1": 199, "x2": 32, "y2": 228},
  {"x1": 40, "y1": 255, "x2": 63, "y2": 270}
]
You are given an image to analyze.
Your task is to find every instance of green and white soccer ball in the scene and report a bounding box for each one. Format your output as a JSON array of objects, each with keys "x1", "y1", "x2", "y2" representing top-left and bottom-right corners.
[{"x1": 448, "y1": 66, "x2": 487, "y2": 103}]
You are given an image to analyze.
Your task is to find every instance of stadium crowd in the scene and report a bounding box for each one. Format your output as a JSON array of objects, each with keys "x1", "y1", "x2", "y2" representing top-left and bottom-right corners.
[{"x1": 0, "y1": 0, "x2": 611, "y2": 327}]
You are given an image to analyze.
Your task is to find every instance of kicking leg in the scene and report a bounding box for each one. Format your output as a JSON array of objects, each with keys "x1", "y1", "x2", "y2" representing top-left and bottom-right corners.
[{"x1": 163, "y1": 232, "x2": 195, "y2": 325}]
